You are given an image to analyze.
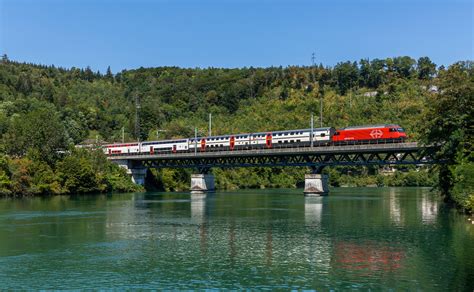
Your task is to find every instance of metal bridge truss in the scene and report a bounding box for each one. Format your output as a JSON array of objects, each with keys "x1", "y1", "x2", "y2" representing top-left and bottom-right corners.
[{"x1": 121, "y1": 143, "x2": 444, "y2": 173}]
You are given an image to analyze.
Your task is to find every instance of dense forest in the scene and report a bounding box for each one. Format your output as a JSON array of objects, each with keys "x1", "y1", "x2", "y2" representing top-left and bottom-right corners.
[{"x1": 0, "y1": 54, "x2": 472, "y2": 212}]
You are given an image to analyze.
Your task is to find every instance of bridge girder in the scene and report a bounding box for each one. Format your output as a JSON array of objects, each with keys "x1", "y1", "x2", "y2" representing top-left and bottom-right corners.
[{"x1": 125, "y1": 144, "x2": 445, "y2": 171}]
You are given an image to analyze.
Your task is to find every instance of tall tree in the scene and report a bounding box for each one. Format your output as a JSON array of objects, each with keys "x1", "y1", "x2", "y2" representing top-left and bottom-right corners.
[
  {"x1": 422, "y1": 61, "x2": 474, "y2": 211},
  {"x1": 417, "y1": 57, "x2": 437, "y2": 80}
]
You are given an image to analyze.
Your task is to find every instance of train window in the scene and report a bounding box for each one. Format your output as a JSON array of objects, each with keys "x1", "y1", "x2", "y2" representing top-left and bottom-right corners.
[
  {"x1": 278, "y1": 141, "x2": 282, "y2": 143},
  {"x1": 290, "y1": 140, "x2": 294, "y2": 143},
  {"x1": 398, "y1": 128, "x2": 405, "y2": 132},
  {"x1": 321, "y1": 133, "x2": 326, "y2": 137},
  {"x1": 335, "y1": 132, "x2": 340, "y2": 136},
  {"x1": 297, "y1": 139, "x2": 301, "y2": 142},
  {"x1": 389, "y1": 128, "x2": 396, "y2": 132},
  {"x1": 284, "y1": 140, "x2": 288, "y2": 143}
]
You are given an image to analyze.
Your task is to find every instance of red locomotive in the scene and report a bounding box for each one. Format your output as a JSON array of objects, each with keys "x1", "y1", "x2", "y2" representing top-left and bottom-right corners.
[{"x1": 333, "y1": 124, "x2": 406, "y2": 144}]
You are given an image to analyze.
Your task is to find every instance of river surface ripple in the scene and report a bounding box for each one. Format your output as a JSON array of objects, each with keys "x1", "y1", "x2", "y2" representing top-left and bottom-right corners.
[{"x1": 0, "y1": 187, "x2": 473, "y2": 290}]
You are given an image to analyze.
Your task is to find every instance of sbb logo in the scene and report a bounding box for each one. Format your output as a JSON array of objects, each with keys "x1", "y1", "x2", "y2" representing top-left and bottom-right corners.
[{"x1": 370, "y1": 129, "x2": 383, "y2": 138}]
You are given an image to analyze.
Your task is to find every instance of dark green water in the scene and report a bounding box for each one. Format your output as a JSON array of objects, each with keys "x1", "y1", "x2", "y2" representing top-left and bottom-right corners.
[{"x1": 0, "y1": 188, "x2": 473, "y2": 290}]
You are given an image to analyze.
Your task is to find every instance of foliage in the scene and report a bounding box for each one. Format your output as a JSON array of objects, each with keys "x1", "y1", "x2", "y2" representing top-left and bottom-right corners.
[
  {"x1": 0, "y1": 55, "x2": 471, "y2": 209},
  {"x1": 422, "y1": 61, "x2": 474, "y2": 212}
]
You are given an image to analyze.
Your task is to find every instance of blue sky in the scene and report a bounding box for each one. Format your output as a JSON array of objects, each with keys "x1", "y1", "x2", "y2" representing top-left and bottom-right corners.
[{"x1": 0, "y1": 0, "x2": 472, "y2": 72}]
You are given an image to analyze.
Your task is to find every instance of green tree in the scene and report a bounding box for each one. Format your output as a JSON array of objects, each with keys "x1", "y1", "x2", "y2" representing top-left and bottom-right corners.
[
  {"x1": 3, "y1": 106, "x2": 68, "y2": 163},
  {"x1": 417, "y1": 57, "x2": 437, "y2": 80},
  {"x1": 57, "y1": 153, "x2": 98, "y2": 193},
  {"x1": 422, "y1": 61, "x2": 474, "y2": 211}
]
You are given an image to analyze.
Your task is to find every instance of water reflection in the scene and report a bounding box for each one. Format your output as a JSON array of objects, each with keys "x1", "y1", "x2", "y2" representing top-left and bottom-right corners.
[
  {"x1": 333, "y1": 241, "x2": 405, "y2": 272},
  {"x1": 1, "y1": 189, "x2": 472, "y2": 290},
  {"x1": 304, "y1": 197, "x2": 331, "y2": 272},
  {"x1": 420, "y1": 192, "x2": 438, "y2": 224},
  {"x1": 191, "y1": 194, "x2": 208, "y2": 224},
  {"x1": 191, "y1": 194, "x2": 209, "y2": 255},
  {"x1": 304, "y1": 197, "x2": 323, "y2": 226},
  {"x1": 389, "y1": 188, "x2": 402, "y2": 226}
]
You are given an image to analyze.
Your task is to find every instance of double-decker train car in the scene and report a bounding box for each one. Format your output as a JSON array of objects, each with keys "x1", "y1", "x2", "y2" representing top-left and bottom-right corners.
[
  {"x1": 333, "y1": 124, "x2": 406, "y2": 144},
  {"x1": 142, "y1": 139, "x2": 189, "y2": 154},
  {"x1": 270, "y1": 127, "x2": 334, "y2": 147},
  {"x1": 102, "y1": 142, "x2": 140, "y2": 155},
  {"x1": 187, "y1": 127, "x2": 334, "y2": 152}
]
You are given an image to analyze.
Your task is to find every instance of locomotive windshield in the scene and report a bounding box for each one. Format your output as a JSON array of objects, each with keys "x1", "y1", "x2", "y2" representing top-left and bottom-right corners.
[{"x1": 397, "y1": 128, "x2": 405, "y2": 132}]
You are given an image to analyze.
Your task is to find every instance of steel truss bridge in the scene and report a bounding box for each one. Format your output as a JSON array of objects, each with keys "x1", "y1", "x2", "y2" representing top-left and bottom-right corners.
[{"x1": 108, "y1": 142, "x2": 444, "y2": 173}]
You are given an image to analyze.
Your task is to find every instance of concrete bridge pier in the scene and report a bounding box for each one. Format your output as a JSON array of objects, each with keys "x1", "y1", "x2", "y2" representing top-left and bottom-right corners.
[
  {"x1": 190, "y1": 173, "x2": 215, "y2": 194},
  {"x1": 304, "y1": 166, "x2": 329, "y2": 196},
  {"x1": 113, "y1": 159, "x2": 147, "y2": 186},
  {"x1": 130, "y1": 167, "x2": 147, "y2": 185}
]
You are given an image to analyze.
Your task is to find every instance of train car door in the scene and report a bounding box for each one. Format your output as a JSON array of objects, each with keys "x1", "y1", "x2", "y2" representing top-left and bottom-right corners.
[
  {"x1": 108, "y1": 148, "x2": 111, "y2": 155},
  {"x1": 150, "y1": 147, "x2": 154, "y2": 155},
  {"x1": 230, "y1": 136, "x2": 235, "y2": 151},
  {"x1": 172, "y1": 145, "x2": 177, "y2": 153},
  {"x1": 200, "y1": 139, "x2": 206, "y2": 152},
  {"x1": 266, "y1": 133, "x2": 272, "y2": 148}
]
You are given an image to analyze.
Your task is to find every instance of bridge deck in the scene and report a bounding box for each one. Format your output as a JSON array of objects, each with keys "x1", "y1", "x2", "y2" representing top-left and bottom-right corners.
[{"x1": 108, "y1": 142, "x2": 423, "y2": 161}]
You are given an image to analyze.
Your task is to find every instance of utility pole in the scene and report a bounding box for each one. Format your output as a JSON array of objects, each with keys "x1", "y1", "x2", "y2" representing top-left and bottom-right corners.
[
  {"x1": 135, "y1": 94, "x2": 141, "y2": 142},
  {"x1": 310, "y1": 113, "x2": 314, "y2": 148},
  {"x1": 121, "y1": 127, "x2": 124, "y2": 143},
  {"x1": 209, "y1": 113, "x2": 212, "y2": 137},
  {"x1": 320, "y1": 97, "x2": 323, "y2": 127},
  {"x1": 349, "y1": 91, "x2": 352, "y2": 108},
  {"x1": 311, "y1": 52, "x2": 316, "y2": 66},
  {"x1": 194, "y1": 127, "x2": 198, "y2": 156}
]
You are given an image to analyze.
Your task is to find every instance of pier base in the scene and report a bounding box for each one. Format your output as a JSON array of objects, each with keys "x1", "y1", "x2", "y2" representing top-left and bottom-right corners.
[
  {"x1": 303, "y1": 174, "x2": 329, "y2": 196},
  {"x1": 190, "y1": 174, "x2": 215, "y2": 194}
]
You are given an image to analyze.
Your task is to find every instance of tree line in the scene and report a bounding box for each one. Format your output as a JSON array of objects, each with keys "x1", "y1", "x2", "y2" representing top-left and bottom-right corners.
[{"x1": 0, "y1": 54, "x2": 472, "y2": 212}]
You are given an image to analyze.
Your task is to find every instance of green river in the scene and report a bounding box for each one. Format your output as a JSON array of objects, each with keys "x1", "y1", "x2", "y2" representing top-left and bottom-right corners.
[{"x1": 0, "y1": 188, "x2": 473, "y2": 290}]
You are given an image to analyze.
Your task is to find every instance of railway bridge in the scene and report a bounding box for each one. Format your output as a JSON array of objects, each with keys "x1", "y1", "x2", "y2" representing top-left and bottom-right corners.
[{"x1": 108, "y1": 142, "x2": 443, "y2": 196}]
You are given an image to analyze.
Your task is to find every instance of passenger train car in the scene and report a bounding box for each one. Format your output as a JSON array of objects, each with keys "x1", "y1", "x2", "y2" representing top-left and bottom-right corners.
[{"x1": 102, "y1": 124, "x2": 406, "y2": 156}]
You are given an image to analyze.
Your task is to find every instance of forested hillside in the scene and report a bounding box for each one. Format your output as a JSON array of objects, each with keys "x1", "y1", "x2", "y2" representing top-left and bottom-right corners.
[{"x1": 0, "y1": 55, "x2": 472, "y2": 212}]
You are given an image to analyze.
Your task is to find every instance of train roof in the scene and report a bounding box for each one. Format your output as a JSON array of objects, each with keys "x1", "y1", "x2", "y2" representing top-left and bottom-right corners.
[
  {"x1": 102, "y1": 142, "x2": 139, "y2": 147},
  {"x1": 340, "y1": 124, "x2": 401, "y2": 130},
  {"x1": 142, "y1": 139, "x2": 188, "y2": 145},
  {"x1": 192, "y1": 127, "x2": 334, "y2": 139}
]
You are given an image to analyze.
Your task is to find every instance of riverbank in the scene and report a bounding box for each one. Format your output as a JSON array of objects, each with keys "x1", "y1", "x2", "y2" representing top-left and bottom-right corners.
[{"x1": 0, "y1": 150, "x2": 142, "y2": 197}]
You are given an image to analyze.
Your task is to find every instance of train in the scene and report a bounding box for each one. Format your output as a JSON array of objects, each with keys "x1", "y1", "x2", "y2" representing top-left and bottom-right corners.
[{"x1": 102, "y1": 124, "x2": 407, "y2": 156}]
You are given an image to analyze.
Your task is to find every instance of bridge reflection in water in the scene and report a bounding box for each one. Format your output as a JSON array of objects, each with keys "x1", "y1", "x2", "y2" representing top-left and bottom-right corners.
[
  {"x1": 104, "y1": 189, "x2": 441, "y2": 271},
  {"x1": 88, "y1": 188, "x2": 463, "y2": 289},
  {"x1": 1, "y1": 187, "x2": 469, "y2": 290}
]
